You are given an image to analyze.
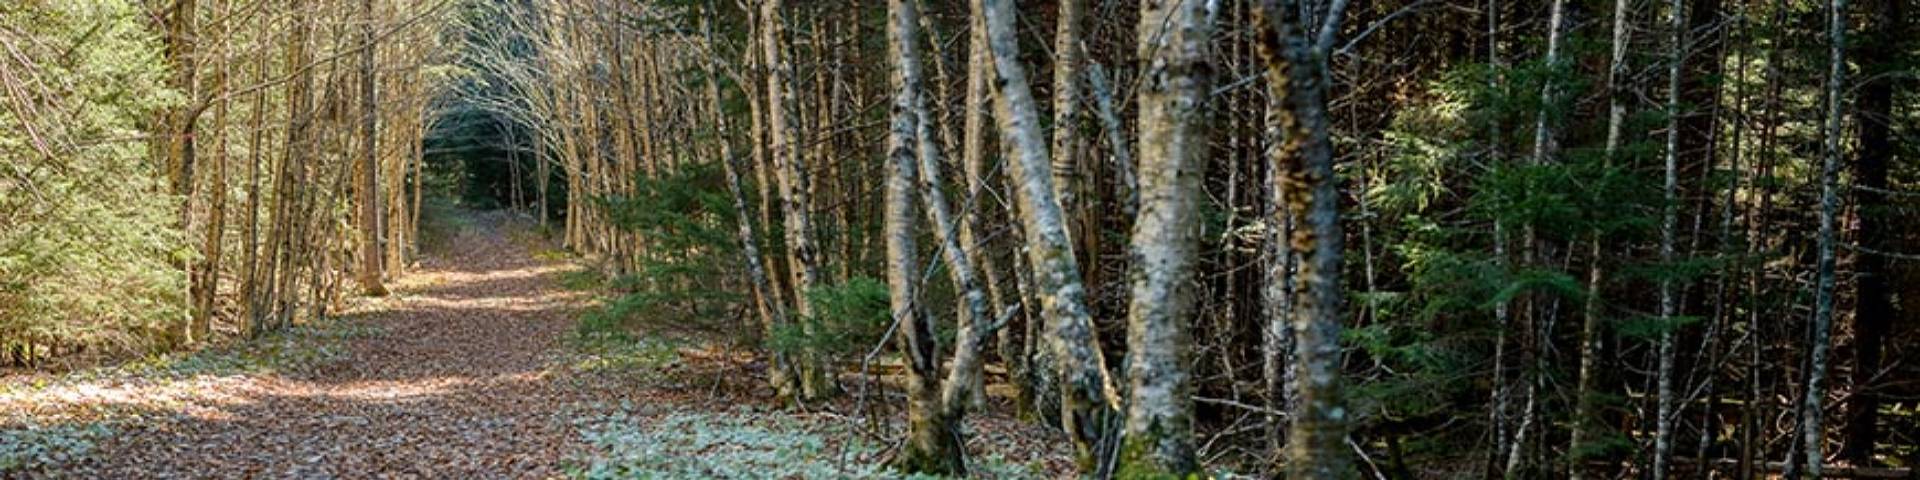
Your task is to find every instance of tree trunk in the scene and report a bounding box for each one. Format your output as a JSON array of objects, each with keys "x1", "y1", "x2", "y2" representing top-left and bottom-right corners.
[
  {"x1": 1572, "y1": 0, "x2": 1634, "y2": 475},
  {"x1": 193, "y1": 0, "x2": 231, "y2": 340},
  {"x1": 1653, "y1": 0, "x2": 1688, "y2": 477},
  {"x1": 163, "y1": 0, "x2": 202, "y2": 345},
  {"x1": 977, "y1": 0, "x2": 1119, "y2": 471},
  {"x1": 1841, "y1": 0, "x2": 1902, "y2": 466},
  {"x1": 885, "y1": 2, "x2": 965, "y2": 473},
  {"x1": 1799, "y1": 0, "x2": 1846, "y2": 475},
  {"x1": 1116, "y1": 0, "x2": 1214, "y2": 475},
  {"x1": 703, "y1": 7, "x2": 797, "y2": 421},
  {"x1": 956, "y1": 6, "x2": 1022, "y2": 417},
  {"x1": 762, "y1": 0, "x2": 833, "y2": 402},
  {"x1": 1255, "y1": 1, "x2": 1350, "y2": 476},
  {"x1": 357, "y1": 0, "x2": 387, "y2": 297}
]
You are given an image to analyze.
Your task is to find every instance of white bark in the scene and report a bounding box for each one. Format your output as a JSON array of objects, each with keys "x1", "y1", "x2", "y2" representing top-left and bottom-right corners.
[
  {"x1": 884, "y1": 1, "x2": 959, "y2": 472},
  {"x1": 1654, "y1": 0, "x2": 1687, "y2": 477},
  {"x1": 1801, "y1": 0, "x2": 1846, "y2": 476},
  {"x1": 761, "y1": 0, "x2": 832, "y2": 401},
  {"x1": 976, "y1": 0, "x2": 1119, "y2": 469},
  {"x1": 1117, "y1": 0, "x2": 1214, "y2": 475}
]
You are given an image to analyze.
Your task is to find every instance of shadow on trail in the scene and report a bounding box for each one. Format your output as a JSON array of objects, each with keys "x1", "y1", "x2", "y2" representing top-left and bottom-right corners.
[{"x1": 31, "y1": 211, "x2": 658, "y2": 479}]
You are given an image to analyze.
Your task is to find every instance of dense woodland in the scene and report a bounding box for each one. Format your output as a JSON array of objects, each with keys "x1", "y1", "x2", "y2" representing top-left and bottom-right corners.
[{"x1": 1, "y1": 0, "x2": 1915, "y2": 477}]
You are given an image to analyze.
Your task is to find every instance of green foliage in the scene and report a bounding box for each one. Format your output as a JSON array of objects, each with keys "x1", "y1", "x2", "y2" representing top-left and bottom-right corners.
[
  {"x1": 771, "y1": 277, "x2": 891, "y2": 360},
  {"x1": 1, "y1": 318, "x2": 377, "y2": 397},
  {"x1": 570, "y1": 408, "x2": 1040, "y2": 479},
  {"x1": 557, "y1": 268, "x2": 606, "y2": 291},
  {"x1": 1360, "y1": 47, "x2": 1695, "y2": 471},
  {"x1": 0, "y1": 0, "x2": 188, "y2": 359},
  {"x1": 581, "y1": 161, "x2": 753, "y2": 342},
  {"x1": 0, "y1": 422, "x2": 110, "y2": 474},
  {"x1": 565, "y1": 326, "x2": 680, "y2": 378}
]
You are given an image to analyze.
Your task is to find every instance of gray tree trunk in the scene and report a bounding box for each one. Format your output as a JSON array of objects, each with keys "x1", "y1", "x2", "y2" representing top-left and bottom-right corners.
[
  {"x1": 702, "y1": 11, "x2": 795, "y2": 407},
  {"x1": 884, "y1": 1, "x2": 962, "y2": 472},
  {"x1": 1653, "y1": 0, "x2": 1687, "y2": 477},
  {"x1": 976, "y1": 0, "x2": 1120, "y2": 470},
  {"x1": 1255, "y1": 1, "x2": 1350, "y2": 476},
  {"x1": 1116, "y1": 0, "x2": 1215, "y2": 475},
  {"x1": 1800, "y1": 0, "x2": 1846, "y2": 475},
  {"x1": 761, "y1": 0, "x2": 833, "y2": 401},
  {"x1": 1571, "y1": 0, "x2": 1634, "y2": 475},
  {"x1": 357, "y1": 0, "x2": 386, "y2": 298}
]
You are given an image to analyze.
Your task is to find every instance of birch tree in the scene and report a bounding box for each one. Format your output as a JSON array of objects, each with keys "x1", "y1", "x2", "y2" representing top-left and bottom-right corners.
[
  {"x1": 1116, "y1": 0, "x2": 1215, "y2": 475},
  {"x1": 976, "y1": 0, "x2": 1119, "y2": 469},
  {"x1": 1571, "y1": 0, "x2": 1633, "y2": 474},
  {"x1": 761, "y1": 0, "x2": 833, "y2": 401},
  {"x1": 1799, "y1": 0, "x2": 1847, "y2": 475}
]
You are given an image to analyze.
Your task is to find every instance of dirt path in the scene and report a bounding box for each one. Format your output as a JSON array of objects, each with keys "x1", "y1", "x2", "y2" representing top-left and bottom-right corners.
[{"x1": 13, "y1": 212, "x2": 622, "y2": 479}]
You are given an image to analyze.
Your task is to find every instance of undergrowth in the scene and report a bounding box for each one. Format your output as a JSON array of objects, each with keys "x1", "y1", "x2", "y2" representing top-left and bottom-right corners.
[
  {"x1": 1, "y1": 318, "x2": 379, "y2": 396},
  {"x1": 569, "y1": 407, "x2": 1042, "y2": 479},
  {"x1": 0, "y1": 422, "x2": 110, "y2": 475}
]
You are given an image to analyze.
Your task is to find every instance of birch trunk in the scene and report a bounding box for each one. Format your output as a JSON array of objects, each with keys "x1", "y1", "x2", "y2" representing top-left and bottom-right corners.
[
  {"x1": 976, "y1": 0, "x2": 1119, "y2": 470},
  {"x1": 886, "y1": 2, "x2": 964, "y2": 473},
  {"x1": 956, "y1": 8, "x2": 1021, "y2": 414},
  {"x1": 1653, "y1": 0, "x2": 1687, "y2": 477},
  {"x1": 762, "y1": 0, "x2": 834, "y2": 401},
  {"x1": 704, "y1": 12, "x2": 795, "y2": 401},
  {"x1": 1572, "y1": 0, "x2": 1633, "y2": 475},
  {"x1": 1799, "y1": 0, "x2": 1846, "y2": 475},
  {"x1": 1116, "y1": 0, "x2": 1214, "y2": 475}
]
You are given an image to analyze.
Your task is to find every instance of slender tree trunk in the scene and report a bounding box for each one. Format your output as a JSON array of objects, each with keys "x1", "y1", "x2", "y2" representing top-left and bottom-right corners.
[
  {"x1": 163, "y1": 0, "x2": 202, "y2": 345},
  {"x1": 702, "y1": 8, "x2": 796, "y2": 419},
  {"x1": 357, "y1": 0, "x2": 387, "y2": 297},
  {"x1": 956, "y1": 7, "x2": 1022, "y2": 416},
  {"x1": 1483, "y1": 2, "x2": 1514, "y2": 474},
  {"x1": 1652, "y1": 0, "x2": 1688, "y2": 477},
  {"x1": 1255, "y1": 1, "x2": 1350, "y2": 476},
  {"x1": 910, "y1": 38, "x2": 993, "y2": 429},
  {"x1": 762, "y1": 0, "x2": 833, "y2": 401},
  {"x1": 1572, "y1": 0, "x2": 1633, "y2": 474},
  {"x1": 239, "y1": 51, "x2": 268, "y2": 334},
  {"x1": 1799, "y1": 0, "x2": 1846, "y2": 475},
  {"x1": 1506, "y1": 1, "x2": 1565, "y2": 474},
  {"x1": 1116, "y1": 0, "x2": 1214, "y2": 475},
  {"x1": 977, "y1": 0, "x2": 1119, "y2": 470},
  {"x1": 1263, "y1": 150, "x2": 1298, "y2": 472},
  {"x1": 886, "y1": 2, "x2": 964, "y2": 472},
  {"x1": 193, "y1": 0, "x2": 231, "y2": 340}
]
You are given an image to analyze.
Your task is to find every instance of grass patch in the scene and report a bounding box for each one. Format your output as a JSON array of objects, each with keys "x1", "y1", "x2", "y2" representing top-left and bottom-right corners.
[
  {"x1": 556, "y1": 267, "x2": 606, "y2": 292},
  {"x1": 566, "y1": 334, "x2": 680, "y2": 377},
  {"x1": 569, "y1": 408, "x2": 1044, "y2": 479},
  {"x1": 561, "y1": 306, "x2": 682, "y2": 380}
]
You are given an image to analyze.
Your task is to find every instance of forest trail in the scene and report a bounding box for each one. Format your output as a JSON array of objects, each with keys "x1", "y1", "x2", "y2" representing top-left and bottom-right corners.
[{"x1": 7, "y1": 211, "x2": 624, "y2": 478}]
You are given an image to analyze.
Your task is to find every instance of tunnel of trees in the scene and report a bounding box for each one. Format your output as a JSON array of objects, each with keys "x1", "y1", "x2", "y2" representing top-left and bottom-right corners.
[{"x1": 3, "y1": 0, "x2": 1916, "y2": 477}]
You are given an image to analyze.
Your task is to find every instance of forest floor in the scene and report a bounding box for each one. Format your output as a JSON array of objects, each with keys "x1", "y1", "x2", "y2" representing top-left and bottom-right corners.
[{"x1": 0, "y1": 210, "x2": 1067, "y2": 479}]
